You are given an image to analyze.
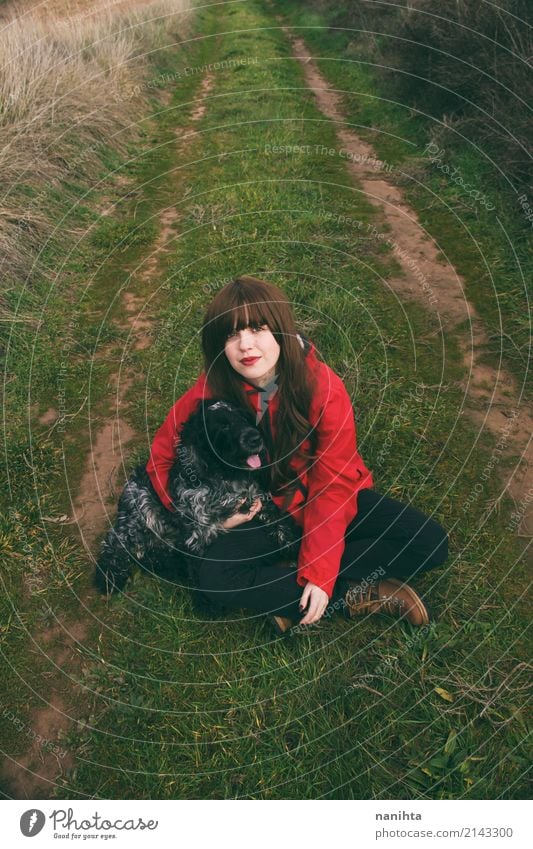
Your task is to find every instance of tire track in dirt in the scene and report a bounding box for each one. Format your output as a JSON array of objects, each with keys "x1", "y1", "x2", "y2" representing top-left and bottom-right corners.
[
  {"x1": 72, "y1": 72, "x2": 214, "y2": 554},
  {"x1": 286, "y1": 29, "x2": 532, "y2": 536},
  {"x1": 1, "y1": 71, "x2": 215, "y2": 800}
]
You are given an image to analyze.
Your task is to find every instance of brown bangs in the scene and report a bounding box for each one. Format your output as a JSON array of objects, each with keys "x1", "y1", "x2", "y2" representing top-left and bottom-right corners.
[{"x1": 206, "y1": 281, "x2": 283, "y2": 357}]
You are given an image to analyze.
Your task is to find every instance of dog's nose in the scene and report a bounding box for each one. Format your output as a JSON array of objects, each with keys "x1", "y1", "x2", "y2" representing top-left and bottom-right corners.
[{"x1": 240, "y1": 428, "x2": 263, "y2": 452}]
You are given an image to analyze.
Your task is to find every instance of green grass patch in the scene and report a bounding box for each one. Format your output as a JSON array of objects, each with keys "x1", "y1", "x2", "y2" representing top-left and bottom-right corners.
[
  {"x1": 48, "y1": 0, "x2": 530, "y2": 800},
  {"x1": 1, "y1": 0, "x2": 529, "y2": 801},
  {"x1": 0, "y1": 8, "x2": 217, "y2": 786},
  {"x1": 272, "y1": 0, "x2": 532, "y2": 398}
]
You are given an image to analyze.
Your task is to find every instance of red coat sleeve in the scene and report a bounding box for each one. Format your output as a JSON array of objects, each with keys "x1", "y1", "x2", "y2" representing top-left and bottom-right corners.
[
  {"x1": 145, "y1": 378, "x2": 208, "y2": 511},
  {"x1": 295, "y1": 369, "x2": 364, "y2": 599}
]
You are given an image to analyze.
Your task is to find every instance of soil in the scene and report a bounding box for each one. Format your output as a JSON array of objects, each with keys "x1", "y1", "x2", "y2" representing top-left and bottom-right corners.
[
  {"x1": 1, "y1": 621, "x2": 89, "y2": 798},
  {"x1": 2, "y1": 11, "x2": 530, "y2": 800},
  {"x1": 71, "y1": 75, "x2": 215, "y2": 559},
  {"x1": 38, "y1": 407, "x2": 58, "y2": 425},
  {"x1": 288, "y1": 32, "x2": 533, "y2": 537},
  {"x1": 0, "y1": 69, "x2": 216, "y2": 800}
]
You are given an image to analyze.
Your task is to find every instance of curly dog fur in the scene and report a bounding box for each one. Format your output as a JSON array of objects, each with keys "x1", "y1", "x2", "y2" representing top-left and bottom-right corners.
[{"x1": 94, "y1": 398, "x2": 301, "y2": 595}]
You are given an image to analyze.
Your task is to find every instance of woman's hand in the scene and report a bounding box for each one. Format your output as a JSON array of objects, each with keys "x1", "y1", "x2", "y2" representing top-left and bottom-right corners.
[
  {"x1": 220, "y1": 497, "x2": 262, "y2": 530},
  {"x1": 298, "y1": 582, "x2": 329, "y2": 625}
]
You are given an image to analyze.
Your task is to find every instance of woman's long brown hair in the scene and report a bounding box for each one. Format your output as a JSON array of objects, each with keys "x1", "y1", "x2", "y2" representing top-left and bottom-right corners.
[{"x1": 201, "y1": 275, "x2": 317, "y2": 496}]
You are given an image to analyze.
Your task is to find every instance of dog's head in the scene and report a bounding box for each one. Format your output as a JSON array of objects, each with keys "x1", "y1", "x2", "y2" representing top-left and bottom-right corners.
[{"x1": 177, "y1": 398, "x2": 267, "y2": 477}]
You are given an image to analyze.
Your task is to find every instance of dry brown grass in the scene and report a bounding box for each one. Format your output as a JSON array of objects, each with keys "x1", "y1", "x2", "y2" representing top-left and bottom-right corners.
[{"x1": 0, "y1": 0, "x2": 191, "y2": 310}]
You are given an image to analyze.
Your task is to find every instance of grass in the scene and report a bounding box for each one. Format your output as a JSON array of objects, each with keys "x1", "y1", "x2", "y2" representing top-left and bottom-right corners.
[
  {"x1": 0, "y1": 0, "x2": 205, "y2": 794},
  {"x1": 0, "y1": 0, "x2": 191, "y2": 317},
  {"x1": 272, "y1": 0, "x2": 532, "y2": 399},
  {"x1": 1, "y1": 0, "x2": 530, "y2": 800}
]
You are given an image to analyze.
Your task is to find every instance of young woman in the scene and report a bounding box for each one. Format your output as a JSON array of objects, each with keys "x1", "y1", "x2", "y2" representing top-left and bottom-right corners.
[{"x1": 146, "y1": 276, "x2": 449, "y2": 634}]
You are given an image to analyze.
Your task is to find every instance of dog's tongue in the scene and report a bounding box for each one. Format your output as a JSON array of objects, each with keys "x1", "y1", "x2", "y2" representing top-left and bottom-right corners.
[{"x1": 246, "y1": 454, "x2": 261, "y2": 469}]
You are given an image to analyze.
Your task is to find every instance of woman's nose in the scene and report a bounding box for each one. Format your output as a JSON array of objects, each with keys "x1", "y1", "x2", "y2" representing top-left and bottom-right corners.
[{"x1": 238, "y1": 330, "x2": 255, "y2": 349}]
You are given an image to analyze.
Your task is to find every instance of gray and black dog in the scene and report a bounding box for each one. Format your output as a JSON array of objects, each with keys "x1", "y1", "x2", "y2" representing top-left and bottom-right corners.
[{"x1": 94, "y1": 398, "x2": 301, "y2": 595}]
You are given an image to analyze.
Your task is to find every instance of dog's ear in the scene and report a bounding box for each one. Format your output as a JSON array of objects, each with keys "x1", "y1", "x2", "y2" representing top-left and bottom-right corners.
[
  {"x1": 178, "y1": 400, "x2": 203, "y2": 440},
  {"x1": 175, "y1": 404, "x2": 213, "y2": 478},
  {"x1": 174, "y1": 439, "x2": 209, "y2": 479}
]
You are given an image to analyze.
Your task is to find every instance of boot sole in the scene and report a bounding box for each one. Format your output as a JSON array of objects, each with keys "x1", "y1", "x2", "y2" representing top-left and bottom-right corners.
[{"x1": 270, "y1": 615, "x2": 294, "y2": 637}]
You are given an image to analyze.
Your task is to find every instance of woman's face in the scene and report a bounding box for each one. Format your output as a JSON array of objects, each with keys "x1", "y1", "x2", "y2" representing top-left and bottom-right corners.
[{"x1": 224, "y1": 310, "x2": 281, "y2": 385}]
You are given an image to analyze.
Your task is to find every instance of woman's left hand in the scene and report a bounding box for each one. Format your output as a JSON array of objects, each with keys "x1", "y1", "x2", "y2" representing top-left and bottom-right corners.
[{"x1": 298, "y1": 582, "x2": 329, "y2": 625}]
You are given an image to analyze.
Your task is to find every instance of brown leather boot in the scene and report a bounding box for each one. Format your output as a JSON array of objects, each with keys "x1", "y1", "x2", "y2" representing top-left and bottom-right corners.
[
  {"x1": 343, "y1": 577, "x2": 431, "y2": 626},
  {"x1": 270, "y1": 615, "x2": 294, "y2": 636}
]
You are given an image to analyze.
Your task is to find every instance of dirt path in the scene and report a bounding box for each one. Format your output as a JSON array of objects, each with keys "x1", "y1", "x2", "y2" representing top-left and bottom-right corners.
[
  {"x1": 72, "y1": 72, "x2": 214, "y2": 556},
  {"x1": 287, "y1": 30, "x2": 532, "y2": 537},
  {"x1": 2, "y1": 9, "x2": 529, "y2": 799},
  {"x1": 1, "y1": 70, "x2": 215, "y2": 800}
]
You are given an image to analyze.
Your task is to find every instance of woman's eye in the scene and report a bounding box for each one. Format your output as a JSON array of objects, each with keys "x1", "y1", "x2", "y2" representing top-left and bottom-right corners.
[{"x1": 226, "y1": 324, "x2": 265, "y2": 340}]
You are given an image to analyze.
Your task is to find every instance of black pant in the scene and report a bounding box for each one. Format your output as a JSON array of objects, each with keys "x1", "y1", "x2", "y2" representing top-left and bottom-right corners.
[{"x1": 194, "y1": 488, "x2": 449, "y2": 622}]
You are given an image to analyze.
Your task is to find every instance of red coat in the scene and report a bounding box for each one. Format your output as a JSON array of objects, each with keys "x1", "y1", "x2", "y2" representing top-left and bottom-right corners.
[{"x1": 146, "y1": 337, "x2": 373, "y2": 598}]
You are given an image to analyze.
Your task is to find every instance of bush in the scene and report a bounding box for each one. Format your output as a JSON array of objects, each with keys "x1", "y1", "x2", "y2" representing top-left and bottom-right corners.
[{"x1": 304, "y1": 0, "x2": 532, "y2": 191}]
